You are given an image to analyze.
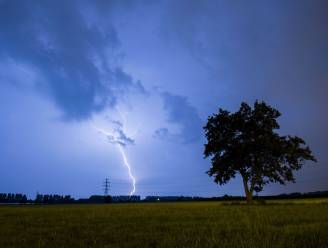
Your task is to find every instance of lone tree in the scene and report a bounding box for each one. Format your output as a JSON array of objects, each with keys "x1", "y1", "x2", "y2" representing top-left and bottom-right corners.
[{"x1": 204, "y1": 100, "x2": 316, "y2": 204}]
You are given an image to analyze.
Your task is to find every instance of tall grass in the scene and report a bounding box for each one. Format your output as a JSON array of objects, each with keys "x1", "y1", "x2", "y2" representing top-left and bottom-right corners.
[{"x1": 0, "y1": 200, "x2": 327, "y2": 247}]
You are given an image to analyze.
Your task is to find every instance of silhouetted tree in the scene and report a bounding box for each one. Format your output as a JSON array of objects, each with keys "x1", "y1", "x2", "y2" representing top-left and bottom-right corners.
[{"x1": 204, "y1": 100, "x2": 317, "y2": 204}]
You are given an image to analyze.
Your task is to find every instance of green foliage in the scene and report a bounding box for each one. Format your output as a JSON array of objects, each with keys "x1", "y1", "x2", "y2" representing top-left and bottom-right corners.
[
  {"x1": 204, "y1": 100, "x2": 316, "y2": 202},
  {"x1": 0, "y1": 201, "x2": 327, "y2": 248}
]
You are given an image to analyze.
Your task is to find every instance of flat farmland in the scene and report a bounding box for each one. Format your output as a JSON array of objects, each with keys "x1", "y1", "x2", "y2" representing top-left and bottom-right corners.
[{"x1": 0, "y1": 200, "x2": 327, "y2": 248}]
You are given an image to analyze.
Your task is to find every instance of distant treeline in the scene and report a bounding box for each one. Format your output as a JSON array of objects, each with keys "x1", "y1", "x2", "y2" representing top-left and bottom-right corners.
[
  {"x1": 194, "y1": 191, "x2": 328, "y2": 202},
  {"x1": 35, "y1": 194, "x2": 75, "y2": 204},
  {"x1": 0, "y1": 191, "x2": 327, "y2": 204},
  {"x1": 0, "y1": 193, "x2": 28, "y2": 203},
  {"x1": 77, "y1": 195, "x2": 140, "y2": 203},
  {"x1": 0, "y1": 193, "x2": 74, "y2": 204},
  {"x1": 0, "y1": 193, "x2": 140, "y2": 204}
]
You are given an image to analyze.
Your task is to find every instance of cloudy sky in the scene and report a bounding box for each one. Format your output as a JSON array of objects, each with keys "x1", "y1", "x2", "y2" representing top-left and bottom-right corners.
[{"x1": 0, "y1": 0, "x2": 327, "y2": 198}]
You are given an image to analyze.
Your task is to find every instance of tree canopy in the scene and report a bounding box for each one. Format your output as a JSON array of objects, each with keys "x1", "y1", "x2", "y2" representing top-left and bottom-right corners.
[{"x1": 204, "y1": 100, "x2": 317, "y2": 204}]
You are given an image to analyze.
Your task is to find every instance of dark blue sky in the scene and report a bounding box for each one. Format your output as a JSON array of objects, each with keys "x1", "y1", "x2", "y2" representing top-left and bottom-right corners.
[{"x1": 0, "y1": 0, "x2": 327, "y2": 198}]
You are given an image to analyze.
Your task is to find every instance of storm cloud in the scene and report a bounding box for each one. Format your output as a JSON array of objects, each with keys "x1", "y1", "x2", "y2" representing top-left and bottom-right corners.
[
  {"x1": 0, "y1": 0, "x2": 142, "y2": 120},
  {"x1": 154, "y1": 92, "x2": 203, "y2": 144}
]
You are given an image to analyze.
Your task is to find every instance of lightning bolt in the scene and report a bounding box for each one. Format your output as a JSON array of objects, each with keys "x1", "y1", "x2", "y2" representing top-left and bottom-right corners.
[
  {"x1": 118, "y1": 145, "x2": 136, "y2": 196},
  {"x1": 93, "y1": 126, "x2": 136, "y2": 196}
]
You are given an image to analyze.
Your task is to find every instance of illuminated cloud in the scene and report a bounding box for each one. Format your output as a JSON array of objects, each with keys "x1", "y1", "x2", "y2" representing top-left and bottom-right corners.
[
  {"x1": 0, "y1": 0, "x2": 144, "y2": 120},
  {"x1": 154, "y1": 92, "x2": 203, "y2": 144}
]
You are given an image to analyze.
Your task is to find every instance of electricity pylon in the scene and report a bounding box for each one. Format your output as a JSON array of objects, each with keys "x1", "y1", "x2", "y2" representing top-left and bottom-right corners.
[{"x1": 103, "y1": 178, "x2": 110, "y2": 196}]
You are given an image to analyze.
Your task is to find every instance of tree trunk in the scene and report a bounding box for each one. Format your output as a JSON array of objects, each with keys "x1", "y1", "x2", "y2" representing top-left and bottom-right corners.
[
  {"x1": 242, "y1": 176, "x2": 253, "y2": 204},
  {"x1": 245, "y1": 191, "x2": 253, "y2": 204}
]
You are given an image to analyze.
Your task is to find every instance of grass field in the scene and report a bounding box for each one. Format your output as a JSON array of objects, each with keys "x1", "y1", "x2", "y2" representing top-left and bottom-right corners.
[{"x1": 0, "y1": 199, "x2": 328, "y2": 248}]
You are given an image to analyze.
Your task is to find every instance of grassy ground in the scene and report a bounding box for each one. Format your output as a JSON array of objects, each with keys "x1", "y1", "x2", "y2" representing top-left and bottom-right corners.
[{"x1": 0, "y1": 199, "x2": 327, "y2": 248}]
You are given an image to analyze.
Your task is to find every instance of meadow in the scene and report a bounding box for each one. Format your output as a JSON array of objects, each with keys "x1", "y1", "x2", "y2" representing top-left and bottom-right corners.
[{"x1": 0, "y1": 199, "x2": 327, "y2": 248}]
